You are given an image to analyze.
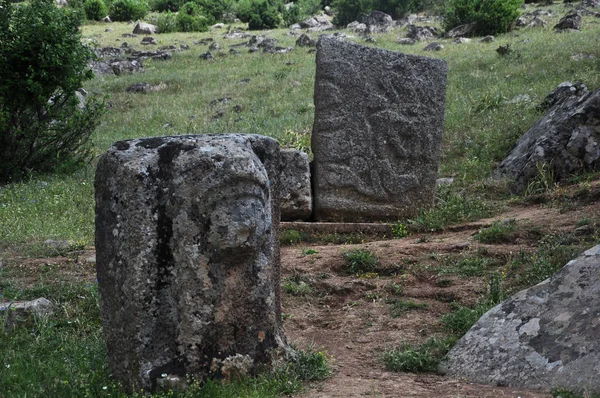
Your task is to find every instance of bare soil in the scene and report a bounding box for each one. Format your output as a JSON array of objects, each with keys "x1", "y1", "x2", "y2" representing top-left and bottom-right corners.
[{"x1": 2, "y1": 183, "x2": 600, "y2": 398}]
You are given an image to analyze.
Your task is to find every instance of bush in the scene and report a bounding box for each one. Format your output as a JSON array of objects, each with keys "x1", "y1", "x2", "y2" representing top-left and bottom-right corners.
[
  {"x1": 443, "y1": 0, "x2": 523, "y2": 36},
  {"x1": 331, "y1": 0, "x2": 372, "y2": 26},
  {"x1": 176, "y1": 2, "x2": 213, "y2": 31},
  {"x1": 282, "y1": 0, "x2": 322, "y2": 26},
  {"x1": 195, "y1": 0, "x2": 234, "y2": 21},
  {"x1": 151, "y1": 9, "x2": 178, "y2": 31},
  {"x1": 0, "y1": 0, "x2": 104, "y2": 184},
  {"x1": 148, "y1": 0, "x2": 184, "y2": 11},
  {"x1": 343, "y1": 248, "x2": 379, "y2": 274},
  {"x1": 109, "y1": 0, "x2": 149, "y2": 21},
  {"x1": 247, "y1": 0, "x2": 282, "y2": 30},
  {"x1": 84, "y1": 0, "x2": 108, "y2": 20}
]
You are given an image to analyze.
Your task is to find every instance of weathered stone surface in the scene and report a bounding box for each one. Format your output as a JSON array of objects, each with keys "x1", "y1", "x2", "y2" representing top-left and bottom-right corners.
[
  {"x1": 0, "y1": 298, "x2": 53, "y2": 328},
  {"x1": 280, "y1": 149, "x2": 312, "y2": 221},
  {"x1": 442, "y1": 245, "x2": 600, "y2": 393},
  {"x1": 133, "y1": 21, "x2": 158, "y2": 35},
  {"x1": 347, "y1": 21, "x2": 367, "y2": 33},
  {"x1": 141, "y1": 37, "x2": 158, "y2": 45},
  {"x1": 445, "y1": 22, "x2": 476, "y2": 38},
  {"x1": 496, "y1": 83, "x2": 600, "y2": 193},
  {"x1": 423, "y1": 42, "x2": 443, "y2": 51},
  {"x1": 311, "y1": 37, "x2": 447, "y2": 222},
  {"x1": 361, "y1": 10, "x2": 393, "y2": 33},
  {"x1": 554, "y1": 11, "x2": 582, "y2": 30},
  {"x1": 95, "y1": 134, "x2": 286, "y2": 391},
  {"x1": 406, "y1": 24, "x2": 438, "y2": 41},
  {"x1": 296, "y1": 33, "x2": 316, "y2": 47}
]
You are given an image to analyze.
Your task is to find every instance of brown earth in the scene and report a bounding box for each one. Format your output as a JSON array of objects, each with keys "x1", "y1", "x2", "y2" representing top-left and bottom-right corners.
[{"x1": 2, "y1": 182, "x2": 600, "y2": 398}]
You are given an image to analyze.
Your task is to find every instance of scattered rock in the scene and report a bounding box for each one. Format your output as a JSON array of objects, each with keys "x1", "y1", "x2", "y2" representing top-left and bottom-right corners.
[
  {"x1": 1, "y1": 298, "x2": 53, "y2": 328},
  {"x1": 436, "y1": 177, "x2": 454, "y2": 186},
  {"x1": 200, "y1": 52, "x2": 213, "y2": 60},
  {"x1": 496, "y1": 83, "x2": 600, "y2": 193},
  {"x1": 538, "y1": 81, "x2": 588, "y2": 110},
  {"x1": 506, "y1": 94, "x2": 532, "y2": 104},
  {"x1": 208, "y1": 42, "x2": 221, "y2": 51},
  {"x1": 43, "y1": 239, "x2": 73, "y2": 250},
  {"x1": 140, "y1": 37, "x2": 157, "y2": 45},
  {"x1": 442, "y1": 245, "x2": 600, "y2": 393},
  {"x1": 300, "y1": 15, "x2": 334, "y2": 32},
  {"x1": 453, "y1": 37, "x2": 471, "y2": 43},
  {"x1": 263, "y1": 46, "x2": 294, "y2": 54},
  {"x1": 223, "y1": 30, "x2": 252, "y2": 40},
  {"x1": 248, "y1": 46, "x2": 259, "y2": 53},
  {"x1": 406, "y1": 24, "x2": 438, "y2": 41},
  {"x1": 95, "y1": 134, "x2": 288, "y2": 392},
  {"x1": 423, "y1": 42, "x2": 443, "y2": 51},
  {"x1": 180, "y1": 43, "x2": 190, "y2": 50},
  {"x1": 122, "y1": 33, "x2": 138, "y2": 38},
  {"x1": 347, "y1": 21, "x2": 367, "y2": 33},
  {"x1": 296, "y1": 33, "x2": 316, "y2": 47},
  {"x1": 132, "y1": 21, "x2": 158, "y2": 35},
  {"x1": 281, "y1": 149, "x2": 312, "y2": 221},
  {"x1": 229, "y1": 48, "x2": 240, "y2": 55},
  {"x1": 194, "y1": 38, "x2": 214, "y2": 45},
  {"x1": 211, "y1": 23, "x2": 225, "y2": 30},
  {"x1": 125, "y1": 82, "x2": 167, "y2": 93},
  {"x1": 480, "y1": 35, "x2": 495, "y2": 42},
  {"x1": 571, "y1": 53, "x2": 597, "y2": 61},
  {"x1": 445, "y1": 22, "x2": 476, "y2": 38},
  {"x1": 92, "y1": 58, "x2": 144, "y2": 76},
  {"x1": 496, "y1": 43, "x2": 513, "y2": 56},
  {"x1": 361, "y1": 10, "x2": 393, "y2": 33},
  {"x1": 158, "y1": 45, "x2": 177, "y2": 51},
  {"x1": 554, "y1": 11, "x2": 582, "y2": 30},
  {"x1": 101, "y1": 16, "x2": 112, "y2": 23},
  {"x1": 129, "y1": 50, "x2": 172, "y2": 60},
  {"x1": 311, "y1": 37, "x2": 447, "y2": 221},
  {"x1": 397, "y1": 37, "x2": 416, "y2": 45},
  {"x1": 528, "y1": 16, "x2": 547, "y2": 28},
  {"x1": 121, "y1": 42, "x2": 129, "y2": 48}
]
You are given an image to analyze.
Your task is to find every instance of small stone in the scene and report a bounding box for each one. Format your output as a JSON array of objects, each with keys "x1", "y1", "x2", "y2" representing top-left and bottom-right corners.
[
  {"x1": 423, "y1": 42, "x2": 443, "y2": 51},
  {"x1": 132, "y1": 22, "x2": 158, "y2": 35},
  {"x1": 480, "y1": 35, "x2": 495, "y2": 42},
  {"x1": 200, "y1": 52, "x2": 213, "y2": 60},
  {"x1": 397, "y1": 37, "x2": 416, "y2": 45},
  {"x1": 140, "y1": 37, "x2": 157, "y2": 45}
]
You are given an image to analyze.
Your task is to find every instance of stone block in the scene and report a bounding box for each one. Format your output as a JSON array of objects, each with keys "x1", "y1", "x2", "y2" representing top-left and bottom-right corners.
[
  {"x1": 95, "y1": 134, "x2": 286, "y2": 391},
  {"x1": 280, "y1": 149, "x2": 312, "y2": 221},
  {"x1": 311, "y1": 37, "x2": 447, "y2": 222},
  {"x1": 442, "y1": 245, "x2": 600, "y2": 393}
]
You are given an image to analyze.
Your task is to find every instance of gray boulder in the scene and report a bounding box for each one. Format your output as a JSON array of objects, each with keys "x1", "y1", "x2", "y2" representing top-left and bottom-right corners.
[
  {"x1": 95, "y1": 134, "x2": 287, "y2": 391},
  {"x1": 406, "y1": 24, "x2": 438, "y2": 41},
  {"x1": 445, "y1": 22, "x2": 476, "y2": 38},
  {"x1": 133, "y1": 21, "x2": 158, "y2": 35},
  {"x1": 280, "y1": 149, "x2": 312, "y2": 221},
  {"x1": 140, "y1": 37, "x2": 157, "y2": 45},
  {"x1": 361, "y1": 10, "x2": 393, "y2": 33},
  {"x1": 1, "y1": 298, "x2": 53, "y2": 328},
  {"x1": 554, "y1": 11, "x2": 582, "y2": 31},
  {"x1": 397, "y1": 37, "x2": 416, "y2": 45},
  {"x1": 300, "y1": 15, "x2": 333, "y2": 31},
  {"x1": 295, "y1": 33, "x2": 316, "y2": 47},
  {"x1": 496, "y1": 83, "x2": 600, "y2": 193},
  {"x1": 443, "y1": 245, "x2": 600, "y2": 394},
  {"x1": 311, "y1": 37, "x2": 447, "y2": 222},
  {"x1": 423, "y1": 42, "x2": 443, "y2": 51},
  {"x1": 347, "y1": 21, "x2": 368, "y2": 33}
]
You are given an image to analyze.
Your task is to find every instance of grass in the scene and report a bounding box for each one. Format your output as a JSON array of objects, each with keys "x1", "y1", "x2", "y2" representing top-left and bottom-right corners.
[
  {"x1": 0, "y1": 276, "x2": 330, "y2": 397},
  {"x1": 342, "y1": 248, "x2": 379, "y2": 274},
  {"x1": 382, "y1": 337, "x2": 456, "y2": 374},
  {"x1": 474, "y1": 219, "x2": 518, "y2": 243},
  {"x1": 388, "y1": 299, "x2": 429, "y2": 318},
  {"x1": 438, "y1": 256, "x2": 497, "y2": 278}
]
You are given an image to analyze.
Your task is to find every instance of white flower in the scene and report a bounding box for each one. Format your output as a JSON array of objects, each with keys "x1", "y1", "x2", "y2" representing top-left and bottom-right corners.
[{"x1": 102, "y1": 386, "x2": 107, "y2": 390}]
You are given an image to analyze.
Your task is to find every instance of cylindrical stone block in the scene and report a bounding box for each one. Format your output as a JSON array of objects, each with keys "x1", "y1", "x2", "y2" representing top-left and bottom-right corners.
[{"x1": 95, "y1": 134, "x2": 286, "y2": 391}]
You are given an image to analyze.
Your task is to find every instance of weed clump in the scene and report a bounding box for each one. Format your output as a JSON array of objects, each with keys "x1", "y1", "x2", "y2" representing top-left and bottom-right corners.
[
  {"x1": 474, "y1": 219, "x2": 518, "y2": 243},
  {"x1": 343, "y1": 248, "x2": 379, "y2": 274},
  {"x1": 383, "y1": 337, "x2": 455, "y2": 373}
]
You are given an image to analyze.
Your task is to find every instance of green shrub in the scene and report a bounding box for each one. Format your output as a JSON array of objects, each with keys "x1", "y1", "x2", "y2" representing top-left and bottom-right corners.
[
  {"x1": 196, "y1": 0, "x2": 234, "y2": 21},
  {"x1": 109, "y1": 0, "x2": 149, "y2": 21},
  {"x1": 176, "y1": 2, "x2": 213, "y2": 31},
  {"x1": 343, "y1": 248, "x2": 379, "y2": 274},
  {"x1": 0, "y1": 0, "x2": 104, "y2": 184},
  {"x1": 443, "y1": 0, "x2": 523, "y2": 36},
  {"x1": 372, "y1": 0, "x2": 411, "y2": 18},
  {"x1": 152, "y1": 9, "x2": 178, "y2": 32},
  {"x1": 283, "y1": 0, "x2": 322, "y2": 25},
  {"x1": 474, "y1": 219, "x2": 517, "y2": 243},
  {"x1": 247, "y1": 0, "x2": 282, "y2": 30},
  {"x1": 148, "y1": 0, "x2": 184, "y2": 12},
  {"x1": 84, "y1": 0, "x2": 108, "y2": 20},
  {"x1": 331, "y1": 0, "x2": 372, "y2": 26}
]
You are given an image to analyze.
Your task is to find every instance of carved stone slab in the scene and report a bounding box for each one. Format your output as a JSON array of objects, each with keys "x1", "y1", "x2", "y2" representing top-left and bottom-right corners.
[
  {"x1": 280, "y1": 149, "x2": 312, "y2": 221},
  {"x1": 311, "y1": 37, "x2": 447, "y2": 222},
  {"x1": 95, "y1": 134, "x2": 286, "y2": 391}
]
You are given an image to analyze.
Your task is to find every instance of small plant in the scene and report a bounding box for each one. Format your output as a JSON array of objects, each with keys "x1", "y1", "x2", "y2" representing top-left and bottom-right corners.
[
  {"x1": 388, "y1": 299, "x2": 429, "y2": 318},
  {"x1": 386, "y1": 281, "x2": 404, "y2": 295},
  {"x1": 290, "y1": 345, "x2": 331, "y2": 381},
  {"x1": 441, "y1": 302, "x2": 489, "y2": 337},
  {"x1": 282, "y1": 279, "x2": 313, "y2": 296},
  {"x1": 109, "y1": 0, "x2": 149, "y2": 21},
  {"x1": 247, "y1": 0, "x2": 282, "y2": 30},
  {"x1": 383, "y1": 337, "x2": 455, "y2": 373},
  {"x1": 551, "y1": 388, "x2": 600, "y2": 398},
  {"x1": 576, "y1": 217, "x2": 592, "y2": 227},
  {"x1": 391, "y1": 222, "x2": 409, "y2": 238},
  {"x1": 176, "y1": 2, "x2": 213, "y2": 32},
  {"x1": 474, "y1": 219, "x2": 517, "y2": 244},
  {"x1": 439, "y1": 256, "x2": 494, "y2": 278},
  {"x1": 301, "y1": 248, "x2": 319, "y2": 256},
  {"x1": 343, "y1": 248, "x2": 379, "y2": 274},
  {"x1": 280, "y1": 229, "x2": 309, "y2": 245},
  {"x1": 525, "y1": 162, "x2": 557, "y2": 196},
  {"x1": 436, "y1": 278, "x2": 453, "y2": 288}
]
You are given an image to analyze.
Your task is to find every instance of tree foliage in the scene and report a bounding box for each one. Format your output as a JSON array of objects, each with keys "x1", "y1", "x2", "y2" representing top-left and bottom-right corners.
[
  {"x1": 0, "y1": 0, "x2": 104, "y2": 184},
  {"x1": 443, "y1": 0, "x2": 523, "y2": 35}
]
